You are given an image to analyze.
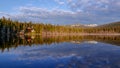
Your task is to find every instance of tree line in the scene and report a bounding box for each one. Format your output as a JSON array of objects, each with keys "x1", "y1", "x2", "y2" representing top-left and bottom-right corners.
[
  {"x1": 0, "y1": 17, "x2": 83, "y2": 35},
  {"x1": 0, "y1": 17, "x2": 120, "y2": 36}
]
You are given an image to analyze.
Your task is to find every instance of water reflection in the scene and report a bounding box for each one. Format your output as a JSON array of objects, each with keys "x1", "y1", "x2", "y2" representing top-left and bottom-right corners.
[
  {"x1": 0, "y1": 35, "x2": 120, "y2": 52},
  {"x1": 0, "y1": 35, "x2": 120, "y2": 68}
]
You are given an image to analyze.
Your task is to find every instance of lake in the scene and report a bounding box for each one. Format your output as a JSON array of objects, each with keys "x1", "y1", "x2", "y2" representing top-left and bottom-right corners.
[{"x1": 0, "y1": 35, "x2": 120, "y2": 68}]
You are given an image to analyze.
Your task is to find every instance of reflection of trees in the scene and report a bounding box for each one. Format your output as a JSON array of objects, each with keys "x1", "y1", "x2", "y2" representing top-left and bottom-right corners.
[
  {"x1": 84, "y1": 35, "x2": 120, "y2": 46},
  {"x1": 0, "y1": 35, "x2": 120, "y2": 52}
]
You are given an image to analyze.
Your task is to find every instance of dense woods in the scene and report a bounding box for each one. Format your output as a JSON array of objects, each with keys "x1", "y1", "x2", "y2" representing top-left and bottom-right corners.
[
  {"x1": 0, "y1": 17, "x2": 120, "y2": 36},
  {"x1": 0, "y1": 17, "x2": 83, "y2": 35}
]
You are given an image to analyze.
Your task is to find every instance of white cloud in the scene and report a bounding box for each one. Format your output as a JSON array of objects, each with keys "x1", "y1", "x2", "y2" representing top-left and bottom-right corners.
[
  {"x1": 11, "y1": 6, "x2": 90, "y2": 24},
  {"x1": 55, "y1": 0, "x2": 65, "y2": 5},
  {"x1": 1, "y1": 0, "x2": 120, "y2": 24}
]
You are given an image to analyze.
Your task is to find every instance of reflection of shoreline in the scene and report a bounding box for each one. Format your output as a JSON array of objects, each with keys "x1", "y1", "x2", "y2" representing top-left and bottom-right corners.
[
  {"x1": 82, "y1": 33, "x2": 120, "y2": 35},
  {"x1": 19, "y1": 35, "x2": 120, "y2": 46},
  {"x1": 24, "y1": 33, "x2": 120, "y2": 36},
  {"x1": 0, "y1": 35, "x2": 120, "y2": 52},
  {"x1": 71, "y1": 41, "x2": 98, "y2": 44},
  {"x1": 71, "y1": 41, "x2": 81, "y2": 44}
]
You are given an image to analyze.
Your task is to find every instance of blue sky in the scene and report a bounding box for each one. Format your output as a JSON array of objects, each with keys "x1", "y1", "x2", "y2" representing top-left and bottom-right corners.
[{"x1": 0, "y1": 0, "x2": 120, "y2": 25}]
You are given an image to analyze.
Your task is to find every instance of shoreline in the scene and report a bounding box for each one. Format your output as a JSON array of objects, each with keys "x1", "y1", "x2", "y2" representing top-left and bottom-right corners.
[{"x1": 24, "y1": 33, "x2": 120, "y2": 36}]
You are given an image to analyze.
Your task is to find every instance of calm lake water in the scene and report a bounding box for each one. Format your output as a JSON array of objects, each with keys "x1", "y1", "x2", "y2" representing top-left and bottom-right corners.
[{"x1": 0, "y1": 35, "x2": 120, "y2": 68}]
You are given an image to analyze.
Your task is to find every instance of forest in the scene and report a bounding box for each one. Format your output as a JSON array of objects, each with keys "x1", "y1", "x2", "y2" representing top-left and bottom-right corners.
[{"x1": 0, "y1": 17, "x2": 120, "y2": 36}]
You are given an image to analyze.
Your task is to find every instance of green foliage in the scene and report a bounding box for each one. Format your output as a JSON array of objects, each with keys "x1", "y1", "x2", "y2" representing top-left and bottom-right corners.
[
  {"x1": 0, "y1": 17, "x2": 84, "y2": 35},
  {"x1": 0, "y1": 17, "x2": 120, "y2": 35}
]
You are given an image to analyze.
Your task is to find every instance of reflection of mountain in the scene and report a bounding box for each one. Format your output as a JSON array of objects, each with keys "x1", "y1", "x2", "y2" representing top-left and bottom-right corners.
[
  {"x1": 70, "y1": 41, "x2": 81, "y2": 44},
  {"x1": 0, "y1": 35, "x2": 120, "y2": 52},
  {"x1": 84, "y1": 35, "x2": 120, "y2": 46},
  {"x1": 84, "y1": 41, "x2": 98, "y2": 44}
]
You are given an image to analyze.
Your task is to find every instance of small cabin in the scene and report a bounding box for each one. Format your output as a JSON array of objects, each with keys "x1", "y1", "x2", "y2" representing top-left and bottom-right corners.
[
  {"x1": 19, "y1": 30, "x2": 25, "y2": 35},
  {"x1": 26, "y1": 26, "x2": 35, "y2": 33}
]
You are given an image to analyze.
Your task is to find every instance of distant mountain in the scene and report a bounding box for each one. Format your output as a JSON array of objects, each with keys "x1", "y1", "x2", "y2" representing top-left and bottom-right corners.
[
  {"x1": 88, "y1": 21, "x2": 120, "y2": 33},
  {"x1": 70, "y1": 24, "x2": 85, "y2": 27},
  {"x1": 84, "y1": 24, "x2": 98, "y2": 27},
  {"x1": 70, "y1": 24, "x2": 98, "y2": 28},
  {"x1": 69, "y1": 22, "x2": 120, "y2": 28},
  {"x1": 97, "y1": 21, "x2": 120, "y2": 28}
]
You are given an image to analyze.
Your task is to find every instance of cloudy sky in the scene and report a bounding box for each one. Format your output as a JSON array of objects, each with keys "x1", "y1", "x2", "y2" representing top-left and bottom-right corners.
[{"x1": 0, "y1": 0, "x2": 120, "y2": 25}]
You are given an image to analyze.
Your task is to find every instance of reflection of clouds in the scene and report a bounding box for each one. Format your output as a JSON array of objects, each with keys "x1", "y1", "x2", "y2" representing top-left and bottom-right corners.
[
  {"x1": 4, "y1": 42, "x2": 120, "y2": 68},
  {"x1": 17, "y1": 47, "x2": 81, "y2": 60},
  {"x1": 11, "y1": 42, "x2": 120, "y2": 62}
]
